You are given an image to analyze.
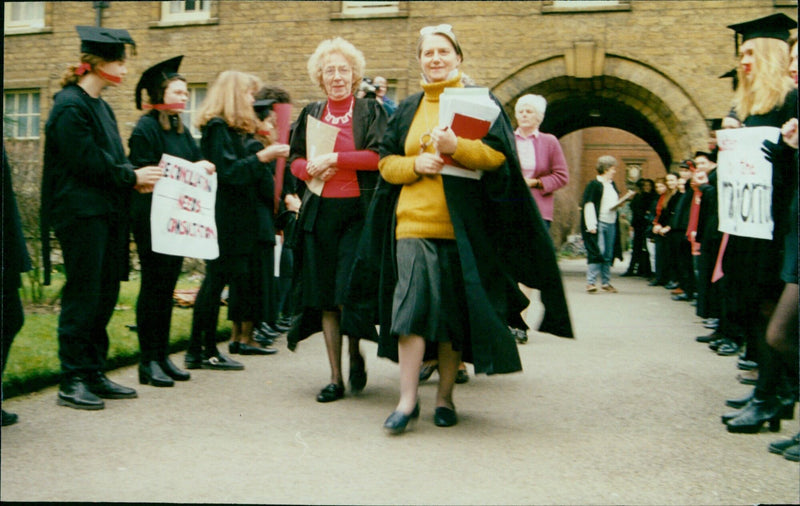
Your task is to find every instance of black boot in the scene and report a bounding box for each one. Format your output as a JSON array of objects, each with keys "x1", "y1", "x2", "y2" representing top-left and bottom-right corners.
[
  {"x1": 158, "y1": 357, "x2": 191, "y2": 381},
  {"x1": 139, "y1": 361, "x2": 174, "y2": 387},
  {"x1": 722, "y1": 396, "x2": 795, "y2": 423},
  {"x1": 86, "y1": 372, "x2": 138, "y2": 399},
  {"x1": 726, "y1": 398, "x2": 789, "y2": 433},
  {"x1": 57, "y1": 375, "x2": 105, "y2": 410}
]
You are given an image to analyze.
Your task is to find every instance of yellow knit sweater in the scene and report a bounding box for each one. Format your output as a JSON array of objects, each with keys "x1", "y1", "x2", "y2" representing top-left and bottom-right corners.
[{"x1": 379, "y1": 73, "x2": 506, "y2": 239}]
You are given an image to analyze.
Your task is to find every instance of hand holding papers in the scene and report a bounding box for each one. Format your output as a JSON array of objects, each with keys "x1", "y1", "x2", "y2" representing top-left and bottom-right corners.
[
  {"x1": 305, "y1": 115, "x2": 340, "y2": 195},
  {"x1": 437, "y1": 88, "x2": 501, "y2": 180}
]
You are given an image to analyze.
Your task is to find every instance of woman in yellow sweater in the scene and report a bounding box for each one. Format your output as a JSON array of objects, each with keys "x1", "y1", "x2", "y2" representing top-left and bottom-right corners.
[{"x1": 364, "y1": 24, "x2": 573, "y2": 434}]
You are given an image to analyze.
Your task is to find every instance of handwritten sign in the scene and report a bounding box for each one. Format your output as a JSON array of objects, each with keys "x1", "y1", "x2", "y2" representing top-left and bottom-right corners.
[
  {"x1": 716, "y1": 126, "x2": 780, "y2": 240},
  {"x1": 150, "y1": 154, "x2": 219, "y2": 259}
]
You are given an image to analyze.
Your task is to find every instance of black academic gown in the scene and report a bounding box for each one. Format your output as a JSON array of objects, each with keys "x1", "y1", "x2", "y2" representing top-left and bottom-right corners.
[
  {"x1": 286, "y1": 98, "x2": 387, "y2": 348},
  {"x1": 580, "y1": 179, "x2": 623, "y2": 264},
  {"x1": 342, "y1": 91, "x2": 573, "y2": 376}
]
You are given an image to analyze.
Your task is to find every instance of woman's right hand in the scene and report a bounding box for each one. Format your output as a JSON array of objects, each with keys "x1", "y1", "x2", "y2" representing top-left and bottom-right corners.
[
  {"x1": 414, "y1": 152, "x2": 444, "y2": 176},
  {"x1": 134, "y1": 166, "x2": 162, "y2": 193},
  {"x1": 258, "y1": 143, "x2": 290, "y2": 163}
]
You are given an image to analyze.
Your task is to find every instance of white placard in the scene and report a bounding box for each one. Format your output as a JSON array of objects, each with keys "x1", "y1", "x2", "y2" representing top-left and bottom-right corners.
[
  {"x1": 150, "y1": 153, "x2": 219, "y2": 259},
  {"x1": 716, "y1": 126, "x2": 780, "y2": 240}
]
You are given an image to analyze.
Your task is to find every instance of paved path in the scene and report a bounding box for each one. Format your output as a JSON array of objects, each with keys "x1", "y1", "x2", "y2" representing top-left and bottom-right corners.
[{"x1": 1, "y1": 258, "x2": 798, "y2": 504}]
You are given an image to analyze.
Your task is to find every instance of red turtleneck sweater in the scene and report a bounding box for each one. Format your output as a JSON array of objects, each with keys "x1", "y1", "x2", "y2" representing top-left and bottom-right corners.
[{"x1": 290, "y1": 95, "x2": 379, "y2": 198}]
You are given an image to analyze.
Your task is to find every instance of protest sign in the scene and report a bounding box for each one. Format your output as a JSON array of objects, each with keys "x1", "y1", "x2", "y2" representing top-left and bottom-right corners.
[
  {"x1": 150, "y1": 153, "x2": 219, "y2": 259},
  {"x1": 716, "y1": 126, "x2": 780, "y2": 240}
]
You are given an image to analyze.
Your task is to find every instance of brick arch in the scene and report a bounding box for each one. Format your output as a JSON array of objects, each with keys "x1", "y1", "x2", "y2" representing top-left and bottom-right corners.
[{"x1": 491, "y1": 54, "x2": 709, "y2": 171}]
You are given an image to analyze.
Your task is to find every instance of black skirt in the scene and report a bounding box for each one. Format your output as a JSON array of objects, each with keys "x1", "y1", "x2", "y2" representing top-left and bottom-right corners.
[
  {"x1": 390, "y1": 238, "x2": 468, "y2": 349},
  {"x1": 300, "y1": 197, "x2": 363, "y2": 310}
]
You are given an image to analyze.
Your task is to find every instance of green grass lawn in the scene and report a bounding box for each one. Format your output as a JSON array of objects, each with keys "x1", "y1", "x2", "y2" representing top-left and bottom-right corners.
[{"x1": 2, "y1": 271, "x2": 229, "y2": 399}]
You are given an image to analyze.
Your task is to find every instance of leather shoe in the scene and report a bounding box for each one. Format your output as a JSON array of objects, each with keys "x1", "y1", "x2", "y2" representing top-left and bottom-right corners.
[
  {"x1": 455, "y1": 367, "x2": 469, "y2": 384},
  {"x1": 159, "y1": 357, "x2": 190, "y2": 381},
  {"x1": 272, "y1": 319, "x2": 292, "y2": 333},
  {"x1": 202, "y1": 353, "x2": 244, "y2": 370},
  {"x1": 253, "y1": 329, "x2": 275, "y2": 346},
  {"x1": 239, "y1": 342, "x2": 278, "y2": 355},
  {"x1": 419, "y1": 361, "x2": 438, "y2": 382},
  {"x1": 434, "y1": 406, "x2": 458, "y2": 427},
  {"x1": 717, "y1": 341, "x2": 741, "y2": 356},
  {"x1": 726, "y1": 389, "x2": 754, "y2": 409},
  {"x1": 228, "y1": 341, "x2": 241, "y2": 354},
  {"x1": 86, "y1": 372, "x2": 138, "y2": 399},
  {"x1": 768, "y1": 432, "x2": 800, "y2": 455},
  {"x1": 736, "y1": 369, "x2": 759, "y2": 385},
  {"x1": 383, "y1": 402, "x2": 420, "y2": 435},
  {"x1": 648, "y1": 279, "x2": 664, "y2": 286},
  {"x1": 316, "y1": 383, "x2": 345, "y2": 403},
  {"x1": 511, "y1": 327, "x2": 528, "y2": 344},
  {"x1": 1, "y1": 409, "x2": 19, "y2": 426},
  {"x1": 257, "y1": 322, "x2": 282, "y2": 339},
  {"x1": 57, "y1": 376, "x2": 105, "y2": 410},
  {"x1": 726, "y1": 398, "x2": 786, "y2": 433},
  {"x1": 703, "y1": 318, "x2": 719, "y2": 329},
  {"x1": 737, "y1": 358, "x2": 758, "y2": 371},
  {"x1": 672, "y1": 293, "x2": 691, "y2": 301},
  {"x1": 349, "y1": 354, "x2": 367, "y2": 393},
  {"x1": 696, "y1": 332, "x2": 719, "y2": 343},
  {"x1": 138, "y1": 361, "x2": 174, "y2": 387},
  {"x1": 665, "y1": 281, "x2": 679, "y2": 290},
  {"x1": 784, "y1": 444, "x2": 800, "y2": 461}
]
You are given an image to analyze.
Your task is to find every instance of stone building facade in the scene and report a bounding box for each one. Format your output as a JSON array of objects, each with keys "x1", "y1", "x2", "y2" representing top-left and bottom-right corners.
[{"x1": 4, "y1": 0, "x2": 797, "y2": 248}]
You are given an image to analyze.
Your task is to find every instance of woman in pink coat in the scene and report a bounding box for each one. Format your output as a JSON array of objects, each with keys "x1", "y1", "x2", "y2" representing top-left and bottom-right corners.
[
  {"x1": 513, "y1": 94, "x2": 569, "y2": 343},
  {"x1": 514, "y1": 94, "x2": 569, "y2": 226}
]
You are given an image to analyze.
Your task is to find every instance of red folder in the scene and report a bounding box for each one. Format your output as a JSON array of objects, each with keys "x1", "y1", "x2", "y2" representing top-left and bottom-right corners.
[{"x1": 441, "y1": 113, "x2": 492, "y2": 170}]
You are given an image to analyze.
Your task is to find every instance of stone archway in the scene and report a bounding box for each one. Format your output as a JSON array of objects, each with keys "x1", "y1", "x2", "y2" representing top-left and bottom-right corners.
[
  {"x1": 492, "y1": 51, "x2": 710, "y2": 171},
  {"x1": 491, "y1": 49, "x2": 710, "y2": 246}
]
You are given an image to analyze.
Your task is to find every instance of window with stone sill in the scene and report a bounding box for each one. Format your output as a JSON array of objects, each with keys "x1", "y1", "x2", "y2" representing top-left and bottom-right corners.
[
  {"x1": 4, "y1": 2, "x2": 47, "y2": 33},
  {"x1": 160, "y1": 0, "x2": 213, "y2": 24},
  {"x1": 542, "y1": 0, "x2": 631, "y2": 14},
  {"x1": 3, "y1": 90, "x2": 41, "y2": 140},
  {"x1": 182, "y1": 85, "x2": 207, "y2": 139},
  {"x1": 331, "y1": 1, "x2": 408, "y2": 20}
]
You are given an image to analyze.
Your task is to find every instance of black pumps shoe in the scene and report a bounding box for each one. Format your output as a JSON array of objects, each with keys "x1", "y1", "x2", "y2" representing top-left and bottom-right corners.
[
  {"x1": 349, "y1": 354, "x2": 367, "y2": 394},
  {"x1": 434, "y1": 406, "x2": 458, "y2": 427},
  {"x1": 384, "y1": 402, "x2": 420, "y2": 435},
  {"x1": 159, "y1": 358, "x2": 190, "y2": 381},
  {"x1": 139, "y1": 361, "x2": 174, "y2": 387},
  {"x1": 317, "y1": 383, "x2": 345, "y2": 403},
  {"x1": 419, "y1": 362, "x2": 438, "y2": 381}
]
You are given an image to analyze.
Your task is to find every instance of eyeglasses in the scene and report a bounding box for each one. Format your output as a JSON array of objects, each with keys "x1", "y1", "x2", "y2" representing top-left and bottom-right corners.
[
  {"x1": 322, "y1": 65, "x2": 352, "y2": 78},
  {"x1": 419, "y1": 24, "x2": 454, "y2": 37}
]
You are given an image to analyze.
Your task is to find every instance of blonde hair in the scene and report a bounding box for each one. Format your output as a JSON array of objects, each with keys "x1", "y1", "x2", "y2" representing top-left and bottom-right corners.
[
  {"x1": 306, "y1": 37, "x2": 365, "y2": 96},
  {"x1": 733, "y1": 37, "x2": 794, "y2": 119},
  {"x1": 59, "y1": 53, "x2": 105, "y2": 88},
  {"x1": 195, "y1": 70, "x2": 262, "y2": 133}
]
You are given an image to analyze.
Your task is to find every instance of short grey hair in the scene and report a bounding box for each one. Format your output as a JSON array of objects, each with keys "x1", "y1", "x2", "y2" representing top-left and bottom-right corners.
[
  {"x1": 515, "y1": 94, "x2": 547, "y2": 117},
  {"x1": 596, "y1": 155, "x2": 617, "y2": 175}
]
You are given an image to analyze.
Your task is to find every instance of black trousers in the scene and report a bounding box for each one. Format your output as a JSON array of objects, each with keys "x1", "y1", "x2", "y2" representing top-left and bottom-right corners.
[
  {"x1": 673, "y1": 233, "x2": 695, "y2": 295},
  {"x1": 55, "y1": 216, "x2": 123, "y2": 376},
  {"x1": 2, "y1": 279, "x2": 24, "y2": 377},
  {"x1": 696, "y1": 237, "x2": 721, "y2": 319},
  {"x1": 188, "y1": 258, "x2": 229, "y2": 358},
  {"x1": 135, "y1": 248, "x2": 183, "y2": 363}
]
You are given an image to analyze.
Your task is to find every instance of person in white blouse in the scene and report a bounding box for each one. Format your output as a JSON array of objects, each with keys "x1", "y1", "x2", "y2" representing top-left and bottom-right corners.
[{"x1": 580, "y1": 156, "x2": 633, "y2": 293}]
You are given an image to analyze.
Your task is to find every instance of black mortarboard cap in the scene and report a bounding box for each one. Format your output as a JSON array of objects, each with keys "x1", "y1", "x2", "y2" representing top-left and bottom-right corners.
[
  {"x1": 253, "y1": 99, "x2": 276, "y2": 121},
  {"x1": 76, "y1": 25, "x2": 135, "y2": 61},
  {"x1": 694, "y1": 150, "x2": 717, "y2": 163},
  {"x1": 728, "y1": 13, "x2": 796, "y2": 46},
  {"x1": 135, "y1": 56, "x2": 183, "y2": 110}
]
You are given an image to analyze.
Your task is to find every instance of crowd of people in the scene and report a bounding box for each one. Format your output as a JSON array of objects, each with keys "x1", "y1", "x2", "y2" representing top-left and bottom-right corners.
[
  {"x1": 0, "y1": 15, "x2": 796, "y2": 461},
  {"x1": 612, "y1": 13, "x2": 799, "y2": 461}
]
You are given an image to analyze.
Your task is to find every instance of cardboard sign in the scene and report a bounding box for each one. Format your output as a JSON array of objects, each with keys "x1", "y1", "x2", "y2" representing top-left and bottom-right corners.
[
  {"x1": 150, "y1": 154, "x2": 219, "y2": 259},
  {"x1": 716, "y1": 126, "x2": 780, "y2": 240}
]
